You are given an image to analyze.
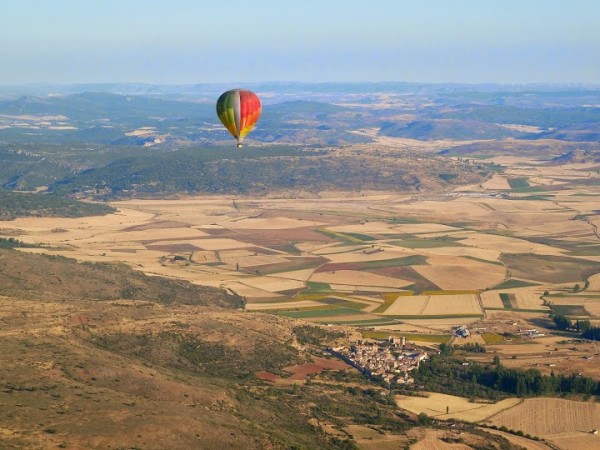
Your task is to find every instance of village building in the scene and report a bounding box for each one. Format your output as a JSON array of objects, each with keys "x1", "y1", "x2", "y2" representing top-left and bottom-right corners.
[{"x1": 329, "y1": 337, "x2": 428, "y2": 386}]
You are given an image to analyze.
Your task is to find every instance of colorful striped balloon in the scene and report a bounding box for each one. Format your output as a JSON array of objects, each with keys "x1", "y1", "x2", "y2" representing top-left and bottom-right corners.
[{"x1": 216, "y1": 89, "x2": 262, "y2": 148}]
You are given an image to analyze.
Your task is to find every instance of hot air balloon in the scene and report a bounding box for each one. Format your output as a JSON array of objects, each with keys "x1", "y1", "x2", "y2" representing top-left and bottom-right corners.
[{"x1": 216, "y1": 89, "x2": 261, "y2": 148}]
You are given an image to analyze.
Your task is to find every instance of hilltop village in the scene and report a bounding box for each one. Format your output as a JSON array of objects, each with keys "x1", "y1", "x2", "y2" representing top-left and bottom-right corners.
[{"x1": 330, "y1": 336, "x2": 429, "y2": 386}]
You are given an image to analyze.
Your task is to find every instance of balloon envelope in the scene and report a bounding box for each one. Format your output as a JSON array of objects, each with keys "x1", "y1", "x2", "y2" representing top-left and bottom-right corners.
[{"x1": 216, "y1": 89, "x2": 261, "y2": 148}]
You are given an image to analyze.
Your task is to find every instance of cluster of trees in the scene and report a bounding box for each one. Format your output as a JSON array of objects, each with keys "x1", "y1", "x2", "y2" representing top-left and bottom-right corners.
[
  {"x1": 439, "y1": 343, "x2": 486, "y2": 355},
  {"x1": 582, "y1": 327, "x2": 600, "y2": 341},
  {"x1": 0, "y1": 237, "x2": 36, "y2": 248},
  {"x1": 452, "y1": 343, "x2": 486, "y2": 353},
  {"x1": 552, "y1": 314, "x2": 596, "y2": 337},
  {"x1": 0, "y1": 189, "x2": 114, "y2": 220},
  {"x1": 50, "y1": 145, "x2": 485, "y2": 199},
  {"x1": 293, "y1": 325, "x2": 345, "y2": 346},
  {"x1": 412, "y1": 353, "x2": 600, "y2": 399}
]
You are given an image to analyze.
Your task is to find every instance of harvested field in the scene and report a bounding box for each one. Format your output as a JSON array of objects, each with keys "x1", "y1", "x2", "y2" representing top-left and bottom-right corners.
[
  {"x1": 382, "y1": 294, "x2": 482, "y2": 316},
  {"x1": 401, "y1": 317, "x2": 482, "y2": 330},
  {"x1": 6, "y1": 176, "x2": 600, "y2": 343},
  {"x1": 480, "y1": 291, "x2": 505, "y2": 309},
  {"x1": 237, "y1": 276, "x2": 306, "y2": 293},
  {"x1": 396, "y1": 393, "x2": 521, "y2": 422},
  {"x1": 362, "y1": 331, "x2": 450, "y2": 344},
  {"x1": 234, "y1": 227, "x2": 336, "y2": 245},
  {"x1": 344, "y1": 425, "x2": 408, "y2": 450},
  {"x1": 222, "y1": 253, "x2": 286, "y2": 267},
  {"x1": 417, "y1": 246, "x2": 502, "y2": 262},
  {"x1": 245, "y1": 300, "x2": 324, "y2": 311},
  {"x1": 243, "y1": 257, "x2": 325, "y2": 275},
  {"x1": 226, "y1": 216, "x2": 324, "y2": 229},
  {"x1": 182, "y1": 238, "x2": 251, "y2": 251},
  {"x1": 501, "y1": 253, "x2": 600, "y2": 284},
  {"x1": 225, "y1": 282, "x2": 282, "y2": 299},
  {"x1": 267, "y1": 269, "x2": 316, "y2": 281},
  {"x1": 108, "y1": 228, "x2": 211, "y2": 242},
  {"x1": 413, "y1": 256, "x2": 505, "y2": 290},
  {"x1": 146, "y1": 243, "x2": 201, "y2": 252},
  {"x1": 390, "y1": 224, "x2": 461, "y2": 234},
  {"x1": 482, "y1": 175, "x2": 511, "y2": 190},
  {"x1": 328, "y1": 221, "x2": 400, "y2": 234},
  {"x1": 488, "y1": 398, "x2": 600, "y2": 440},
  {"x1": 370, "y1": 266, "x2": 440, "y2": 292},
  {"x1": 587, "y1": 273, "x2": 600, "y2": 291},
  {"x1": 511, "y1": 287, "x2": 545, "y2": 309},
  {"x1": 550, "y1": 432, "x2": 600, "y2": 450},
  {"x1": 411, "y1": 430, "x2": 471, "y2": 450},
  {"x1": 468, "y1": 336, "x2": 600, "y2": 379},
  {"x1": 315, "y1": 256, "x2": 427, "y2": 273},
  {"x1": 321, "y1": 249, "x2": 417, "y2": 264},
  {"x1": 123, "y1": 220, "x2": 192, "y2": 231},
  {"x1": 310, "y1": 270, "x2": 412, "y2": 289},
  {"x1": 484, "y1": 429, "x2": 553, "y2": 450},
  {"x1": 460, "y1": 233, "x2": 566, "y2": 256}
]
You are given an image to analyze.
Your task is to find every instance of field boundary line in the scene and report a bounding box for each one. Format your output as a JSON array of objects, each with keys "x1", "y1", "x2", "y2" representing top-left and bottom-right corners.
[
  {"x1": 480, "y1": 397, "x2": 524, "y2": 423},
  {"x1": 477, "y1": 293, "x2": 487, "y2": 318}
]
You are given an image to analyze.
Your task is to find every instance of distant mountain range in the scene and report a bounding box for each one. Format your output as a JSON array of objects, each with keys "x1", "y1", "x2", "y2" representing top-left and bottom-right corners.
[
  {"x1": 0, "y1": 84, "x2": 599, "y2": 194},
  {"x1": 1, "y1": 88, "x2": 599, "y2": 147}
]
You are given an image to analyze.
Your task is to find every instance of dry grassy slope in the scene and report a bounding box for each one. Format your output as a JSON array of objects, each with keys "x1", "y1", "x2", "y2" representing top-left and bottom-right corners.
[
  {"x1": 0, "y1": 248, "x2": 241, "y2": 308},
  {"x1": 0, "y1": 324, "x2": 269, "y2": 449},
  {"x1": 0, "y1": 250, "x2": 521, "y2": 449}
]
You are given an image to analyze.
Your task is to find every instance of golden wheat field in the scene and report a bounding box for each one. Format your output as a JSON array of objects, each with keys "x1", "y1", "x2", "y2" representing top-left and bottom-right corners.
[
  {"x1": 396, "y1": 393, "x2": 521, "y2": 422},
  {"x1": 488, "y1": 398, "x2": 600, "y2": 449},
  {"x1": 1, "y1": 157, "x2": 599, "y2": 342}
]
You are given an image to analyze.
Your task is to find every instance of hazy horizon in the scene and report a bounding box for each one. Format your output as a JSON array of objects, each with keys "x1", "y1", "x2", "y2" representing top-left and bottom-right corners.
[{"x1": 2, "y1": 0, "x2": 599, "y2": 85}]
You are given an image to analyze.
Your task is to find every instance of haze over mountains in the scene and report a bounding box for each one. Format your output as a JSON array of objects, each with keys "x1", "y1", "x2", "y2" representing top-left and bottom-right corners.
[{"x1": 0, "y1": 82, "x2": 599, "y2": 196}]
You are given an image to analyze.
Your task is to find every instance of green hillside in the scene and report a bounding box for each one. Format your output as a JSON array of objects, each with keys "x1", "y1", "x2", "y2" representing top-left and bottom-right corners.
[{"x1": 0, "y1": 189, "x2": 114, "y2": 220}]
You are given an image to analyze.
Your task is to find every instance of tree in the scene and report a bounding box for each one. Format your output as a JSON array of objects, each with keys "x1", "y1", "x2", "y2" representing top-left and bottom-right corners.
[
  {"x1": 575, "y1": 320, "x2": 592, "y2": 333},
  {"x1": 493, "y1": 355, "x2": 501, "y2": 368},
  {"x1": 552, "y1": 314, "x2": 571, "y2": 331},
  {"x1": 417, "y1": 413, "x2": 431, "y2": 425},
  {"x1": 582, "y1": 327, "x2": 600, "y2": 341}
]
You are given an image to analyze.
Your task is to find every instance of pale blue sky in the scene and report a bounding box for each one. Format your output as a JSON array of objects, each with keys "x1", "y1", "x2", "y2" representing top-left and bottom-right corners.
[{"x1": 1, "y1": 0, "x2": 599, "y2": 84}]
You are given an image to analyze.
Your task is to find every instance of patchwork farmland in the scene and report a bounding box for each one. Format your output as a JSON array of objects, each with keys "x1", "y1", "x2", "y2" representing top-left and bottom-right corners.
[{"x1": 3, "y1": 156, "x2": 600, "y2": 348}]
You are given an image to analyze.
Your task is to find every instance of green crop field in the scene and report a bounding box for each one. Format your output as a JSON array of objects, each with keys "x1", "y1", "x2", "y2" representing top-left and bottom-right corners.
[
  {"x1": 550, "y1": 304, "x2": 590, "y2": 316},
  {"x1": 508, "y1": 177, "x2": 530, "y2": 189},
  {"x1": 342, "y1": 232, "x2": 377, "y2": 241},
  {"x1": 463, "y1": 255, "x2": 504, "y2": 266},
  {"x1": 275, "y1": 307, "x2": 367, "y2": 319},
  {"x1": 319, "y1": 297, "x2": 370, "y2": 310},
  {"x1": 332, "y1": 318, "x2": 401, "y2": 326},
  {"x1": 501, "y1": 254, "x2": 600, "y2": 284},
  {"x1": 484, "y1": 307, "x2": 549, "y2": 313},
  {"x1": 361, "y1": 331, "x2": 451, "y2": 344},
  {"x1": 499, "y1": 293, "x2": 515, "y2": 309},
  {"x1": 491, "y1": 278, "x2": 540, "y2": 290},
  {"x1": 303, "y1": 281, "x2": 332, "y2": 294},
  {"x1": 481, "y1": 333, "x2": 505, "y2": 345},
  {"x1": 360, "y1": 255, "x2": 429, "y2": 269},
  {"x1": 372, "y1": 295, "x2": 399, "y2": 314}
]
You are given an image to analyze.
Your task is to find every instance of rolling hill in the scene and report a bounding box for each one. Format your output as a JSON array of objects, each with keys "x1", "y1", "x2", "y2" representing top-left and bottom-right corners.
[{"x1": 50, "y1": 145, "x2": 488, "y2": 198}]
